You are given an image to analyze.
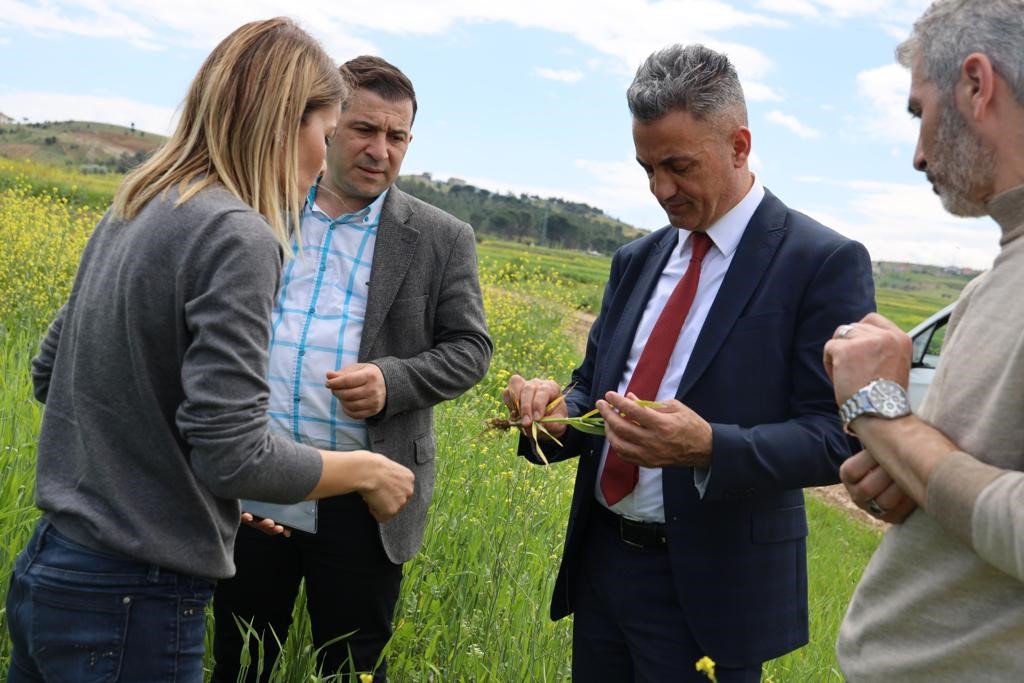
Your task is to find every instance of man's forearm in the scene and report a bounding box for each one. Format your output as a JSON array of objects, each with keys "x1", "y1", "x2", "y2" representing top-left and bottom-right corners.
[{"x1": 853, "y1": 415, "x2": 959, "y2": 506}]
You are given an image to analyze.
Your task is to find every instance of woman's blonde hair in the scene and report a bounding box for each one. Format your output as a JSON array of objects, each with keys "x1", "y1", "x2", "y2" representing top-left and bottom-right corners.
[{"x1": 112, "y1": 17, "x2": 347, "y2": 250}]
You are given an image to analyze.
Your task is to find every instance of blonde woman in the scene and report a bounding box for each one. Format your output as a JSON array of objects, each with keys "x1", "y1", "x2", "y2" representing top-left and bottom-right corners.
[{"x1": 5, "y1": 18, "x2": 413, "y2": 683}]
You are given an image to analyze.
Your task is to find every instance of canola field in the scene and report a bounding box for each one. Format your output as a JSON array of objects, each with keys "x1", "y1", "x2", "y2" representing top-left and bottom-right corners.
[{"x1": 0, "y1": 158, "x2": 890, "y2": 681}]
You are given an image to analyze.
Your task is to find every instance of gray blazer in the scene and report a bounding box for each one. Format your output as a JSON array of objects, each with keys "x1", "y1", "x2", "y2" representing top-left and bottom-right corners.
[{"x1": 361, "y1": 186, "x2": 492, "y2": 563}]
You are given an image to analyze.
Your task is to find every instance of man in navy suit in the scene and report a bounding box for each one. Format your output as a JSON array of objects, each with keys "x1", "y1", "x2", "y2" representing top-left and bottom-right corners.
[{"x1": 504, "y1": 44, "x2": 874, "y2": 681}]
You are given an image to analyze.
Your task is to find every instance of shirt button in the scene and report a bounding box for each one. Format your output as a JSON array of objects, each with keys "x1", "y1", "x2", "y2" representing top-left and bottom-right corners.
[{"x1": 298, "y1": 350, "x2": 305, "y2": 357}]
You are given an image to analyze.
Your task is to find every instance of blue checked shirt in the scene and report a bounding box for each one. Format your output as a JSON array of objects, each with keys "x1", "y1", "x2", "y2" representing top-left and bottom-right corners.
[{"x1": 266, "y1": 185, "x2": 387, "y2": 451}]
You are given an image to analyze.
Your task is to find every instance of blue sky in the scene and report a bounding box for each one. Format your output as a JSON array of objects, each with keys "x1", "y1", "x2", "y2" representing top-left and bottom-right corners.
[{"x1": 0, "y1": 0, "x2": 1000, "y2": 268}]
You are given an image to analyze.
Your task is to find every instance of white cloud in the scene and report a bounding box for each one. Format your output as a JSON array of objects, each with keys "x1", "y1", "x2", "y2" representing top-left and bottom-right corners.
[
  {"x1": 742, "y1": 81, "x2": 784, "y2": 102},
  {"x1": 881, "y1": 22, "x2": 910, "y2": 40},
  {"x1": 0, "y1": 91, "x2": 178, "y2": 135},
  {"x1": 812, "y1": 0, "x2": 930, "y2": 21},
  {"x1": 755, "y1": 0, "x2": 929, "y2": 35},
  {"x1": 535, "y1": 67, "x2": 584, "y2": 84},
  {"x1": 0, "y1": 1, "x2": 783, "y2": 79},
  {"x1": 812, "y1": 0, "x2": 891, "y2": 18},
  {"x1": 756, "y1": 0, "x2": 820, "y2": 18},
  {"x1": 798, "y1": 176, "x2": 1000, "y2": 269},
  {"x1": 856, "y1": 62, "x2": 916, "y2": 145},
  {"x1": 574, "y1": 158, "x2": 655, "y2": 210},
  {"x1": 765, "y1": 109, "x2": 820, "y2": 138},
  {"x1": 1, "y1": 0, "x2": 162, "y2": 49}
]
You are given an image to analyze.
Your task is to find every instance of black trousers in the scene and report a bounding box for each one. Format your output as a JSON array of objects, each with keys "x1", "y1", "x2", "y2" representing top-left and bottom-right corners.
[
  {"x1": 212, "y1": 493, "x2": 402, "y2": 683},
  {"x1": 572, "y1": 505, "x2": 762, "y2": 682}
]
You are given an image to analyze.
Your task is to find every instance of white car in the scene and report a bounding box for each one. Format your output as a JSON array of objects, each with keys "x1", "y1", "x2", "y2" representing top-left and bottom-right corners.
[{"x1": 907, "y1": 302, "x2": 957, "y2": 410}]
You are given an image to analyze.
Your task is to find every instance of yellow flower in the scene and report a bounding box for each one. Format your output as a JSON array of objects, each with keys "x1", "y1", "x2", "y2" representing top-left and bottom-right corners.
[
  {"x1": 358, "y1": 674, "x2": 373, "y2": 683},
  {"x1": 695, "y1": 655, "x2": 717, "y2": 682}
]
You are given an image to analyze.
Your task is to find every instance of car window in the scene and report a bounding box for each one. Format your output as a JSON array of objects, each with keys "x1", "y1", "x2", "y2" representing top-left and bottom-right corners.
[{"x1": 913, "y1": 318, "x2": 949, "y2": 369}]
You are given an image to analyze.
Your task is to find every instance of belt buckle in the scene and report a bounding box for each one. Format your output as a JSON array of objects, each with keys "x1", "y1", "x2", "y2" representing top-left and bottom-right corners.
[{"x1": 618, "y1": 520, "x2": 646, "y2": 549}]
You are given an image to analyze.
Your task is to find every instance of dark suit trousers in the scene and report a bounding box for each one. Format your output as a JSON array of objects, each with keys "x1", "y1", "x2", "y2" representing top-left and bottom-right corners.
[
  {"x1": 573, "y1": 505, "x2": 762, "y2": 683},
  {"x1": 211, "y1": 493, "x2": 402, "y2": 683}
]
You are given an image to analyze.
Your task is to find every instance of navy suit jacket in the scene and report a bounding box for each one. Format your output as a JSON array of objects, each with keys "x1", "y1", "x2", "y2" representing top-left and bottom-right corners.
[{"x1": 523, "y1": 189, "x2": 875, "y2": 666}]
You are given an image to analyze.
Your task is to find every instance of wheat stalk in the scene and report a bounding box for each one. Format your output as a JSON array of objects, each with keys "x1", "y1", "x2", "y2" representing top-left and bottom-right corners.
[{"x1": 486, "y1": 389, "x2": 662, "y2": 464}]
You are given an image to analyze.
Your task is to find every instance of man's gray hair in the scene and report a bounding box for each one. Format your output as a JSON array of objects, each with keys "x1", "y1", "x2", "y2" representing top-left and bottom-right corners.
[
  {"x1": 898, "y1": 0, "x2": 1024, "y2": 104},
  {"x1": 627, "y1": 44, "x2": 747, "y2": 125}
]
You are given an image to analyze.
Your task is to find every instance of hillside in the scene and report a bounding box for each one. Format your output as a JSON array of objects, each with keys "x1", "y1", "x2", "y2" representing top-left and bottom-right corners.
[
  {"x1": 0, "y1": 120, "x2": 643, "y2": 253},
  {"x1": 397, "y1": 173, "x2": 645, "y2": 253},
  {"x1": 0, "y1": 120, "x2": 165, "y2": 172}
]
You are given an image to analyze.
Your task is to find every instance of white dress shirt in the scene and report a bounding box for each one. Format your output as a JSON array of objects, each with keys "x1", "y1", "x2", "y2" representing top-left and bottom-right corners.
[{"x1": 595, "y1": 177, "x2": 765, "y2": 522}]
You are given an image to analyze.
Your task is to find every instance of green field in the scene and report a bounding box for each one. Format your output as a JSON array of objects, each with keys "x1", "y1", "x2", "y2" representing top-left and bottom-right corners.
[{"x1": 0, "y1": 161, "x2": 961, "y2": 680}]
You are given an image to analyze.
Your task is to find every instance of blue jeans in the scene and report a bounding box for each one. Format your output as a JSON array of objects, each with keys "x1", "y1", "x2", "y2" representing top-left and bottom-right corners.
[{"x1": 6, "y1": 519, "x2": 215, "y2": 683}]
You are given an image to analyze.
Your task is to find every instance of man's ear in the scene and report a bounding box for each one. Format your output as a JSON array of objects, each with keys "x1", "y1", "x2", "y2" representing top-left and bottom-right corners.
[
  {"x1": 732, "y1": 126, "x2": 752, "y2": 167},
  {"x1": 960, "y1": 52, "x2": 995, "y2": 122}
]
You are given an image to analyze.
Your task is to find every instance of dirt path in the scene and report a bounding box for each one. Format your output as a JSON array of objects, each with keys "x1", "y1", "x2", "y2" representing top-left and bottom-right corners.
[
  {"x1": 562, "y1": 310, "x2": 886, "y2": 529},
  {"x1": 809, "y1": 484, "x2": 887, "y2": 529}
]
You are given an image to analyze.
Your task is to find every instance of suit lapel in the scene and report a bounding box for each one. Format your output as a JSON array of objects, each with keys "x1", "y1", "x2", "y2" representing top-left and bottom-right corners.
[
  {"x1": 596, "y1": 228, "x2": 677, "y2": 395},
  {"x1": 675, "y1": 190, "x2": 788, "y2": 400},
  {"x1": 360, "y1": 188, "x2": 420, "y2": 360}
]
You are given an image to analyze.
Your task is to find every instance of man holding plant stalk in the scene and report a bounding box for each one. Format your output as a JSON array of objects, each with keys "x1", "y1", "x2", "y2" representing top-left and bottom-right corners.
[
  {"x1": 828, "y1": 1, "x2": 1024, "y2": 680},
  {"x1": 504, "y1": 44, "x2": 874, "y2": 680},
  {"x1": 212, "y1": 56, "x2": 491, "y2": 682}
]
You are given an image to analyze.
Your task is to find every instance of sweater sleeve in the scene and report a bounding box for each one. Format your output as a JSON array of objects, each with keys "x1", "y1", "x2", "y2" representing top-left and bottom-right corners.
[
  {"x1": 31, "y1": 305, "x2": 65, "y2": 404},
  {"x1": 175, "y1": 211, "x2": 322, "y2": 502},
  {"x1": 927, "y1": 452, "x2": 1024, "y2": 582}
]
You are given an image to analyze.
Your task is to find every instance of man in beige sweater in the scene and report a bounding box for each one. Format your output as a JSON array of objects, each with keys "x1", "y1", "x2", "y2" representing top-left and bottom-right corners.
[{"x1": 823, "y1": 1, "x2": 1024, "y2": 680}]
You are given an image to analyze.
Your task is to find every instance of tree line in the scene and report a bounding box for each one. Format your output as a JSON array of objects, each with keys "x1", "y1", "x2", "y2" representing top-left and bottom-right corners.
[{"x1": 397, "y1": 175, "x2": 645, "y2": 254}]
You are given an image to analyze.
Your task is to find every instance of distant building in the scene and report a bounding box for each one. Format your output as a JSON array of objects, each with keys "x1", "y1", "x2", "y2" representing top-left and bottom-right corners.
[{"x1": 0, "y1": 112, "x2": 16, "y2": 125}]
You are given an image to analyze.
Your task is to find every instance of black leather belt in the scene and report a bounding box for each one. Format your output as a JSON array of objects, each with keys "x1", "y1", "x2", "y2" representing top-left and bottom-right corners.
[{"x1": 593, "y1": 502, "x2": 668, "y2": 550}]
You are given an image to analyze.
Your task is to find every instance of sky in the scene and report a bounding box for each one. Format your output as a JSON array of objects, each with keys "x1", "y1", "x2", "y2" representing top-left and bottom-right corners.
[{"x1": 0, "y1": 0, "x2": 1002, "y2": 269}]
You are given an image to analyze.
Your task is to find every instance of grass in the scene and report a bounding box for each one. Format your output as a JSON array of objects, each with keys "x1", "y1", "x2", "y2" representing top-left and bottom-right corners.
[
  {"x1": 0, "y1": 157, "x2": 123, "y2": 210},
  {"x1": 0, "y1": 161, "x2": 961, "y2": 680}
]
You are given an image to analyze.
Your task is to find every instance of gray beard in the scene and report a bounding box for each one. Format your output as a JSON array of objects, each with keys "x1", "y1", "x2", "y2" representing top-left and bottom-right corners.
[{"x1": 931, "y1": 104, "x2": 995, "y2": 217}]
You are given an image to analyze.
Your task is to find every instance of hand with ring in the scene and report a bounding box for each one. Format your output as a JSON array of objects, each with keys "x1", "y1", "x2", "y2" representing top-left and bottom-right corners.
[
  {"x1": 839, "y1": 449, "x2": 918, "y2": 524},
  {"x1": 822, "y1": 312, "x2": 913, "y2": 406}
]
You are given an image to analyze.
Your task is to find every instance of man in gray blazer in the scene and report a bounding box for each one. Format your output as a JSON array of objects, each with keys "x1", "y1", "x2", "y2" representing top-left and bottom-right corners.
[{"x1": 212, "y1": 56, "x2": 492, "y2": 683}]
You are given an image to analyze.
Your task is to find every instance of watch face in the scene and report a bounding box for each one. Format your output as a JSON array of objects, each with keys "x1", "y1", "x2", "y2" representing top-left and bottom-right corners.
[{"x1": 868, "y1": 380, "x2": 911, "y2": 418}]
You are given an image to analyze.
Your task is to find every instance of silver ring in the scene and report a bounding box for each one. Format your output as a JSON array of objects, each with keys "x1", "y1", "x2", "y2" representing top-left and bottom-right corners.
[
  {"x1": 867, "y1": 498, "x2": 886, "y2": 517},
  {"x1": 837, "y1": 324, "x2": 853, "y2": 339}
]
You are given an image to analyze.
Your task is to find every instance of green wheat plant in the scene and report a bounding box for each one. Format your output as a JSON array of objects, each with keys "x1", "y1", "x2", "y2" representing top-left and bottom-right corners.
[{"x1": 486, "y1": 389, "x2": 661, "y2": 463}]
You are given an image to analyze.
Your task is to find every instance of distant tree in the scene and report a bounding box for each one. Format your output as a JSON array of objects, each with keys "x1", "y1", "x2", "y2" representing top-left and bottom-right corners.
[{"x1": 115, "y1": 149, "x2": 152, "y2": 173}]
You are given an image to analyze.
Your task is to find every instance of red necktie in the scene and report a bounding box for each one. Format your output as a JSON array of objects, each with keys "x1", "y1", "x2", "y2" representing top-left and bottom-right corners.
[{"x1": 600, "y1": 231, "x2": 713, "y2": 506}]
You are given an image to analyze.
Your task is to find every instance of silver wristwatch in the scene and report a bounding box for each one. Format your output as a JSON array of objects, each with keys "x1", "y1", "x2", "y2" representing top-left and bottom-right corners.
[{"x1": 839, "y1": 379, "x2": 911, "y2": 432}]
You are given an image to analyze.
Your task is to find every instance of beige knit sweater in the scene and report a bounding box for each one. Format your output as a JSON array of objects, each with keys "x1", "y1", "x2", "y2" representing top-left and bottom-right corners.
[{"x1": 836, "y1": 184, "x2": 1024, "y2": 681}]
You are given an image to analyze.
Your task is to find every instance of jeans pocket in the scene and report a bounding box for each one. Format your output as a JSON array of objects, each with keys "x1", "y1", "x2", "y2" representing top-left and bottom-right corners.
[
  {"x1": 177, "y1": 596, "x2": 212, "y2": 674},
  {"x1": 32, "y1": 582, "x2": 129, "y2": 683}
]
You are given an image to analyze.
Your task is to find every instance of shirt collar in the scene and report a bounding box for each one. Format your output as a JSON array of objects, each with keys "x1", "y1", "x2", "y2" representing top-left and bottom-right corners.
[
  {"x1": 677, "y1": 174, "x2": 765, "y2": 258},
  {"x1": 305, "y1": 182, "x2": 389, "y2": 227}
]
